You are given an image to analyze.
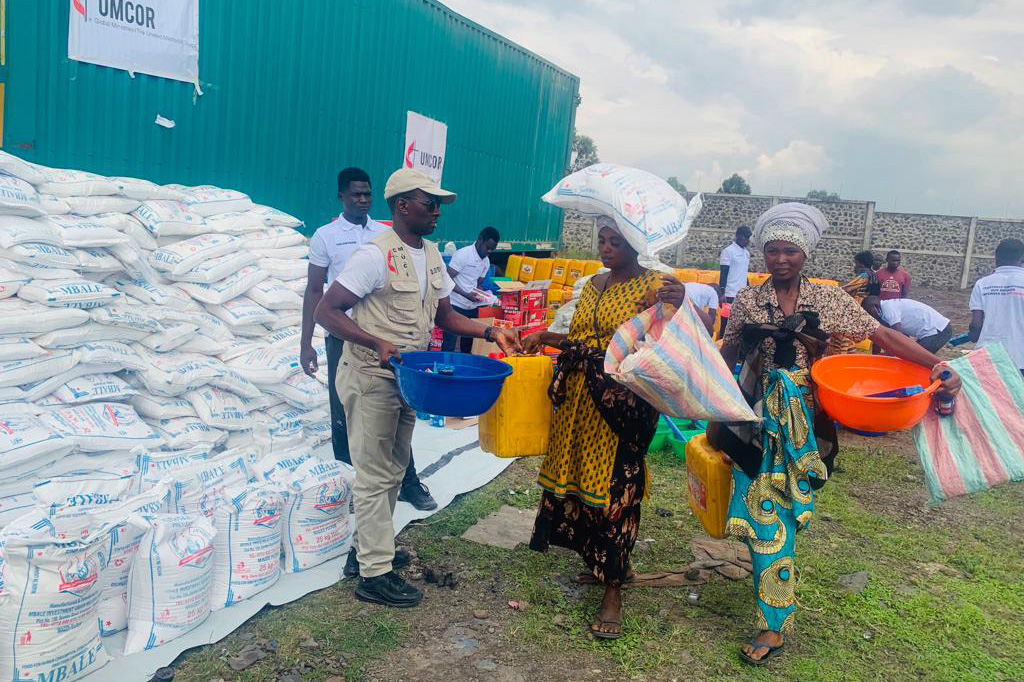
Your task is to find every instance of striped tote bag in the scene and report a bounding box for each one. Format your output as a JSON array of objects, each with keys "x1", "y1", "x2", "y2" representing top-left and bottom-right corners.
[
  {"x1": 914, "y1": 344, "x2": 1024, "y2": 504},
  {"x1": 604, "y1": 301, "x2": 757, "y2": 422}
]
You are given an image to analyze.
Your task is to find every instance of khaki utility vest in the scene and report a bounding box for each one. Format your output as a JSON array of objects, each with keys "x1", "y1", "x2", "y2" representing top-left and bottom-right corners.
[{"x1": 342, "y1": 229, "x2": 445, "y2": 377}]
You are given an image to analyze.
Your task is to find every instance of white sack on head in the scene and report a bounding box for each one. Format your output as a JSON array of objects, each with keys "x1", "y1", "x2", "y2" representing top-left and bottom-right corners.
[{"x1": 542, "y1": 163, "x2": 703, "y2": 257}]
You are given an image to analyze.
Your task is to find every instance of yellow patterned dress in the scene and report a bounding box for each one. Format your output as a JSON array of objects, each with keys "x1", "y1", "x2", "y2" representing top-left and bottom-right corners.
[{"x1": 529, "y1": 270, "x2": 660, "y2": 586}]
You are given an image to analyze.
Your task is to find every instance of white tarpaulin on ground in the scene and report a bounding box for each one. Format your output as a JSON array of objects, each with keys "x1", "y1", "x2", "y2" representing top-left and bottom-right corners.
[
  {"x1": 68, "y1": 0, "x2": 200, "y2": 86},
  {"x1": 82, "y1": 425, "x2": 515, "y2": 682},
  {"x1": 404, "y1": 111, "x2": 447, "y2": 183}
]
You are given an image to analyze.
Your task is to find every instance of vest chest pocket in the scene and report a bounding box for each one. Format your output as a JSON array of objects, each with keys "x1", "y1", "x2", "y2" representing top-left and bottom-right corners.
[{"x1": 387, "y1": 279, "x2": 422, "y2": 324}]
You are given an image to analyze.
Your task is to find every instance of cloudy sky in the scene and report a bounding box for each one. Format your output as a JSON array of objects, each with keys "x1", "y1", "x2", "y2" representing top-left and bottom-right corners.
[{"x1": 444, "y1": 0, "x2": 1023, "y2": 218}]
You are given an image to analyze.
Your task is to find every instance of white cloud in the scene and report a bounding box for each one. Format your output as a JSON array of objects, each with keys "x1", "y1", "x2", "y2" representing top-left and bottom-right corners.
[{"x1": 442, "y1": 0, "x2": 1024, "y2": 216}]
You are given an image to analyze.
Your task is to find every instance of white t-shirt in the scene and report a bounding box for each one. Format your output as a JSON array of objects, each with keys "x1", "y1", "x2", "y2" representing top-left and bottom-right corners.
[
  {"x1": 336, "y1": 243, "x2": 455, "y2": 302},
  {"x1": 879, "y1": 299, "x2": 950, "y2": 339},
  {"x1": 719, "y1": 242, "x2": 750, "y2": 298},
  {"x1": 308, "y1": 214, "x2": 390, "y2": 284},
  {"x1": 447, "y1": 244, "x2": 491, "y2": 310},
  {"x1": 684, "y1": 282, "x2": 719, "y2": 311},
  {"x1": 970, "y1": 265, "x2": 1024, "y2": 369}
]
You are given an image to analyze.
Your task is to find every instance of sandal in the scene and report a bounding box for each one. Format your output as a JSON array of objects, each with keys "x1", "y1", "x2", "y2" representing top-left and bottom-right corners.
[
  {"x1": 591, "y1": 617, "x2": 622, "y2": 640},
  {"x1": 739, "y1": 638, "x2": 785, "y2": 666}
]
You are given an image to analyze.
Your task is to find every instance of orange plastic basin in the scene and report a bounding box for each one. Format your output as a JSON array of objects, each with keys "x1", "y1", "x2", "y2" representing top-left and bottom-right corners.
[{"x1": 810, "y1": 355, "x2": 939, "y2": 432}]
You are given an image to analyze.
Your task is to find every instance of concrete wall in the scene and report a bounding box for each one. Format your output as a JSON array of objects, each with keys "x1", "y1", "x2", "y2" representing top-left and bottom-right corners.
[{"x1": 561, "y1": 193, "x2": 1024, "y2": 289}]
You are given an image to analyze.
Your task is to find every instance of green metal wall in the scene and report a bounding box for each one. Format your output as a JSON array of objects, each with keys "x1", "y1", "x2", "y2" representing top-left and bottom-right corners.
[{"x1": 2, "y1": 0, "x2": 578, "y2": 248}]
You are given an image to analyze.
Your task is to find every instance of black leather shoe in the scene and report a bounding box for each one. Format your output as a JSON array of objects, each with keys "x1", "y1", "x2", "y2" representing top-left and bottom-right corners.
[
  {"x1": 398, "y1": 481, "x2": 438, "y2": 511},
  {"x1": 354, "y1": 571, "x2": 423, "y2": 607},
  {"x1": 343, "y1": 547, "x2": 412, "y2": 578}
]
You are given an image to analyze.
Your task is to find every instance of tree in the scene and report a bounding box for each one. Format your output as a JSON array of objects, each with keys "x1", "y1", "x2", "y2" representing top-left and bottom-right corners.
[
  {"x1": 718, "y1": 173, "x2": 751, "y2": 195},
  {"x1": 570, "y1": 129, "x2": 600, "y2": 172},
  {"x1": 807, "y1": 189, "x2": 841, "y2": 201},
  {"x1": 666, "y1": 176, "x2": 687, "y2": 194}
]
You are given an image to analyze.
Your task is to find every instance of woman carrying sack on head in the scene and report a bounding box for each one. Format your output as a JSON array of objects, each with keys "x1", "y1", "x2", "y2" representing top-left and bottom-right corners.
[
  {"x1": 521, "y1": 216, "x2": 696, "y2": 640},
  {"x1": 714, "y1": 203, "x2": 962, "y2": 665}
]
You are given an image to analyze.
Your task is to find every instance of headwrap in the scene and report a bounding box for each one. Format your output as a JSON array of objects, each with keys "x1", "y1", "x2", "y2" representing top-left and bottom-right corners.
[
  {"x1": 753, "y1": 202, "x2": 829, "y2": 255},
  {"x1": 594, "y1": 214, "x2": 639, "y2": 256}
]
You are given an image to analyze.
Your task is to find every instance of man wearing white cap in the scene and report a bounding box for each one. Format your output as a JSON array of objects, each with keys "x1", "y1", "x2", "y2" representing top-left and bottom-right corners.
[{"x1": 315, "y1": 169, "x2": 520, "y2": 607}]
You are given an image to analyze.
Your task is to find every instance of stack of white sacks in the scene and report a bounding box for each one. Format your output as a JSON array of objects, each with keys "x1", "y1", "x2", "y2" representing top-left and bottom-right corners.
[{"x1": 0, "y1": 151, "x2": 355, "y2": 681}]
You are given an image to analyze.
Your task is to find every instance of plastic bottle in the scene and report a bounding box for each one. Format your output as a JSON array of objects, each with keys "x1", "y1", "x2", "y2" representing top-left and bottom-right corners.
[
  {"x1": 934, "y1": 370, "x2": 956, "y2": 416},
  {"x1": 430, "y1": 414, "x2": 446, "y2": 428}
]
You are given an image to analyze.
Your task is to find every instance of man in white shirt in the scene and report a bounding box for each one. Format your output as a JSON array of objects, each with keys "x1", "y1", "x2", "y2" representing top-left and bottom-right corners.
[
  {"x1": 301, "y1": 167, "x2": 436, "y2": 513},
  {"x1": 717, "y1": 225, "x2": 752, "y2": 339},
  {"x1": 315, "y1": 169, "x2": 519, "y2": 608},
  {"x1": 684, "y1": 282, "x2": 719, "y2": 334},
  {"x1": 862, "y1": 296, "x2": 953, "y2": 353},
  {"x1": 442, "y1": 226, "x2": 501, "y2": 353},
  {"x1": 970, "y1": 238, "x2": 1024, "y2": 376}
]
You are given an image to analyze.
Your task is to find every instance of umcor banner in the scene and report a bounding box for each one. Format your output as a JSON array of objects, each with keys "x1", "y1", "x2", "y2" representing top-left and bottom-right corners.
[
  {"x1": 404, "y1": 111, "x2": 447, "y2": 184},
  {"x1": 68, "y1": 0, "x2": 200, "y2": 85}
]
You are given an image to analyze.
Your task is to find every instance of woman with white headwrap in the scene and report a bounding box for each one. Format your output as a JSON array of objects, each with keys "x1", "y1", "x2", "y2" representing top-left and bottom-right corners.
[
  {"x1": 521, "y1": 215, "x2": 699, "y2": 640},
  {"x1": 713, "y1": 203, "x2": 961, "y2": 665}
]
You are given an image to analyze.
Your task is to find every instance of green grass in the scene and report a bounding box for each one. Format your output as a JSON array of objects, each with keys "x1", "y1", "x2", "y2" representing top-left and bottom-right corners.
[{"x1": 174, "y1": 445, "x2": 1024, "y2": 682}]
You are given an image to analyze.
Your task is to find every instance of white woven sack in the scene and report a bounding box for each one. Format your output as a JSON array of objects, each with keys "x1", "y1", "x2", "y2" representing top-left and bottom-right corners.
[
  {"x1": 203, "y1": 211, "x2": 264, "y2": 234},
  {"x1": 131, "y1": 200, "x2": 207, "y2": 238},
  {"x1": 111, "y1": 177, "x2": 189, "y2": 201},
  {"x1": 0, "y1": 337, "x2": 45, "y2": 362},
  {"x1": 148, "y1": 233, "x2": 238, "y2": 276},
  {"x1": 38, "y1": 194, "x2": 72, "y2": 215},
  {"x1": 0, "y1": 265, "x2": 29, "y2": 298},
  {"x1": 211, "y1": 483, "x2": 284, "y2": 609},
  {"x1": 90, "y1": 305, "x2": 162, "y2": 334},
  {"x1": 36, "y1": 167, "x2": 118, "y2": 197},
  {"x1": 180, "y1": 185, "x2": 254, "y2": 216},
  {"x1": 131, "y1": 394, "x2": 198, "y2": 420},
  {"x1": 0, "y1": 151, "x2": 45, "y2": 185},
  {"x1": 242, "y1": 227, "x2": 306, "y2": 251},
  {"x1": 132, "y1": 348, "x2": 223, "y2": 397},
  {"x1": 18, "y1": 279, "x2": 122, "y2": 309},
  {"x1": 41, "y1": 402, "x2": 162, "y2": 453},
  {"x1": 135, "y1": 321, "x2": 201, "y2": 352},
  {"x1": 0, "y1": 514, "x2": 112, "y2": 682},
  {"x1": 263, "y1": 372, "x2": 327, "y2": 411},
  {"x1": 281, "y1": 458, "x2": 354, "y2": 573},
  {"x1": 0, "y1": 172, "x2": 46, "y2": 217},
  {"x1": 123, "y1": 514, "x2": 216, "y2": 654},
  {"x1": 51, "y1": 373, "x2": 137, "y2": 405},
  {"x1": 0, "y1": 299, "x2": 90, "y2": 335},
  {"x1": 62, "y1": 196, "x2": 141, "y2": 216},
  {"x1": 185, "y1": 387, "x2": 255, "y2": 430},
  {"x1": 207, "y1": 295, "x2": 277, "y2": 327},
  {"x1": 249, "y1": 205, "x2": 302, "y2": 228},
  {"x1": 249, "y1": 244, "x2": 308, "y2": 260},
  {"x1": 106, "y1": 276, "x2": 195, "y2": 311},
  {"x1": 173, "y1": 264, "x2": 268, "y2": 305},
  {"x1": 166, "y1": 250, "x2": 260, "y2": 284},
  {"x1": 0, "y1": 414, "x2": 74, "y2": 479},
  {"x1": 149, "y1": 416, "x2": 226, "y2": 450},
  {"x1": 45, "y1": 214, "x2": 131, "y2": 247},
  {"x1": 0, "y1": 350, "x2": 78, "y2": 388},
  {"x1": 0, "y1": 242, "x2": 79, "y2": 269},
  {"x1": 0, "y1": 215, "x2": 62, "y2": 248},
  {"x1": 33, "y1": 323, "x2": 150, "y2": 348},
  {"x1": 120, "y1": 215, "x2": 159, "y2": 249},
  {"x1": 247, "y1": 278, "x2": 303, "y2": 310},
  {"x1": 75, "y1": 247, "x2": 123, "y2": 273},
  {"x1": 259, "y1": 257, "x2": 307, "y2": 280}
]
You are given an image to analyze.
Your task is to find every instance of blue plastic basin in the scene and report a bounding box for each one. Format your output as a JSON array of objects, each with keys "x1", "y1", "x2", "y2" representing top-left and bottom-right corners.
[{"x1": 390, "y1": 351, "x2": 514, "y2": 417}]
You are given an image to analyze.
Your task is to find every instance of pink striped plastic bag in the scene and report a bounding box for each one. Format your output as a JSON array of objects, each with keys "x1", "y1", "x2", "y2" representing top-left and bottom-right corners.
[
  {"x1": 605, "y1": 301, "x2": 757, "y2": 422},
  {"x1": 913, "y1": 344, "x2": 1024, "y2": 504}
]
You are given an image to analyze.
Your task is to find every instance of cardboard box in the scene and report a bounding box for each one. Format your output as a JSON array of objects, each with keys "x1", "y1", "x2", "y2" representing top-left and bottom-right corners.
[
  {"x1": 519, "y1": 323, "x2": 547, "y2": 340},
  {"x1": 525, "y1": 308, "x2": 548, "y2": 326},
  {"x1": 498, "y1": 286, "x2": 546, "y2": 312},
  {"x1": 502, "y1": 309, "x2": 527, "y2": 326},
  {"x1": 477, "y1": 306, "x2": 501, "y2": 319}
]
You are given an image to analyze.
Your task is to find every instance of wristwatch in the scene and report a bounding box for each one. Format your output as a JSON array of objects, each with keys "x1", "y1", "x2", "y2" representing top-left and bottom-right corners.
[{"x1": 483, "y1": 326, "x2": 495, "y2": 342}]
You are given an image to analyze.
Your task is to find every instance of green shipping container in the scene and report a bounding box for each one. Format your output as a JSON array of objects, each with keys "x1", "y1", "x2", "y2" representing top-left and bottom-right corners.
[{"x1": 1, "y1": 0, "x2": 579, "y2": 248}]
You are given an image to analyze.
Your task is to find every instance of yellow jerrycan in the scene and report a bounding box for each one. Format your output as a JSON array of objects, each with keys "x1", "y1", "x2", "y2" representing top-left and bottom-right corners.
[
  {"x1": 533, "y1": 258, "x2": 554, "y2": 282},
  {"x1": 479, "y1": 355, "x2": 554, "y2": 458},
  {"x1": 505, "y1": 254, "x2": 522, "y2": 281},
  {"x1": 685, "y1": 433, "x2": 732, "y2": 539},
  {"x1": 518, "y1": 256, "x2": 537, "y2": 283}
]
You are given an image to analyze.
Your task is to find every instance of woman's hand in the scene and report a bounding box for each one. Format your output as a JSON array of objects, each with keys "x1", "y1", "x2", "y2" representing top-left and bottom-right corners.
[
  {"x1": 522, "y1": 332, "x2": 545, "y2": 355},
  {"x1": 657, "y1": 274, "x2": 686, "y2": 308},
  {"x1": 931, "y1": 364, "x2": 962, "y2": 397}
]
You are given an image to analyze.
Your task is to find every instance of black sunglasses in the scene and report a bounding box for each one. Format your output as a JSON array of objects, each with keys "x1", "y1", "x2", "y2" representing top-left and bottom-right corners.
[{"x1": 406, "y1": 196, "x2": 442, "y2": 211}]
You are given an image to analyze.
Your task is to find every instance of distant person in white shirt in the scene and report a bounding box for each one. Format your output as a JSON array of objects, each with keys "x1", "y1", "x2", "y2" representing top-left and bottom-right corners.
[
  {"x1": 684, "y1": 282, "x2": 719, "y2": 334},
  {"x1": 300, "y1": 167, "x2": 436, "y2": 513},
  {"x1": 969, "y1": 238, "x2": 1024, "y2": 376},
  {"x1": 862, "y1": 296, "x2": 953, "y2": 353},
  {"x1": 442, "y1": 227, "x2": 501, "y2": 353},
  {"x1": 717, "y1": 225, "x2": 752, "y2": 339}
]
